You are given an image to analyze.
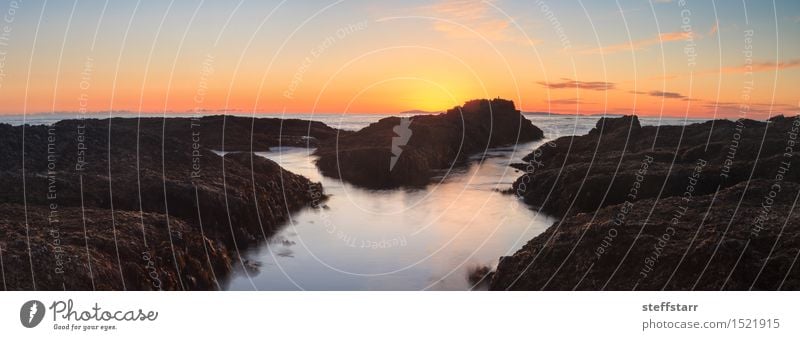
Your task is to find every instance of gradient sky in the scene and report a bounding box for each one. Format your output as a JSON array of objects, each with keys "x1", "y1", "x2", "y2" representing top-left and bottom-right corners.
[{"x1": 0, "y1": 0, "x2": 798, "y2": 118}]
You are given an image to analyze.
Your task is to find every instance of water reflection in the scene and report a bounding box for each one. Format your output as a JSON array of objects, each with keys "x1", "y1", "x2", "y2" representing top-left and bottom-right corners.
[{"x1": 223, "y1": 141, "x2": 557, "y2": 290}]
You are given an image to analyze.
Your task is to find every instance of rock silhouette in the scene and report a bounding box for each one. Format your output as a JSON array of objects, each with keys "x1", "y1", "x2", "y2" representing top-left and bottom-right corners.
[
  {"x1": 314, "y1": 98, "x2": 544, "y2": 188},
  {"x1": 492, "y1": 115, "x2": 800, "y2": 290}
]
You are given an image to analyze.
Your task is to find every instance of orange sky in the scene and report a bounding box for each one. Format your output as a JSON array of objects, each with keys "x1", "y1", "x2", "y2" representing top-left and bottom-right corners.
[{"x1": 0, "y1": 0, "x2": 798, "y2": 119}]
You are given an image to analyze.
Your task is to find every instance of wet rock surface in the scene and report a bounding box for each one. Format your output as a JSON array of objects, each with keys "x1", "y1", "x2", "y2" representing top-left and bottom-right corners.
[
  {"x1": 491, "y1": 181, "x2": 800, "y2": 290},
  {"x1": 314, "y1": 98, "x2": 544, "y2": 188},
  {"x1": 510, "y1": 115, "x2": 799, "y2": 217},
  {"x1": 0, "y1": 117, "x2": 330, "y2": 290},
  {"x1": 492, "y1": 115, "x2": 800, "y2": 290}
]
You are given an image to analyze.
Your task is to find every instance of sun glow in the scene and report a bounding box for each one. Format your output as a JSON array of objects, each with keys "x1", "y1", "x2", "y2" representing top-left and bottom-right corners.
[{"x1": 0, "y1": 1, "x2": 797, "y2": 118}]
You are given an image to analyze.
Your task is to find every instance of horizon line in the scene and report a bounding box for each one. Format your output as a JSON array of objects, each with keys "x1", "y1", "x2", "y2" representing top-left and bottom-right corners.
[{"x1": 0, "y1": 110, "x2": 792, "y2": 122}]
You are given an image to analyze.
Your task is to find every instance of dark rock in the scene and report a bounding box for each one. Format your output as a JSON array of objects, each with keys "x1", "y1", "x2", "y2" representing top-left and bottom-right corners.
[
  {"x1": 494, "y1": 115, "x2": 800, "y2": 290},
  {"x1": 467, "y1": 265, "x2": 494, "y2": 289},
  {"x1": 314, "y1": 98, "x2": 544, "y2": 188},
  {"x1": 0, "y1": 116, "x2": 333, "y2": 290},
  {"x1": 589, "y1": 115, "x2": 641, "y2": 135},
  {"x1": 0, "y1": 203, "x2": 230, "y2": 290},
  {"x1": 511, "y1": 115, "x2": 799, "y2": 217},
  {"x1": 491, "y1": 181, "x2": 800, "y2": 290}
]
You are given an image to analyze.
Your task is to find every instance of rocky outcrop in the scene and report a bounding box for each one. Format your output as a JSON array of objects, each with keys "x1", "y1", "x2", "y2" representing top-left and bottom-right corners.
[
  {"x1": 493, "y1": 115, "x2": 800, "y2": 290},
  {"x1": 510, "y1": 115, "x2": 799, "y2": 217},
  {"x1": 314, "y1": 98, "x2": 544, "y2": 188},
  {"x1": 175, "y1": 115, "x2": 340, "y2": 150},
  {"x1": 0, "y1": 116, "x2": 331, "y2": 290},
  {"x1": 491, "y1": 181, "x2": 800, "y2": 290},
  {"x1": 0, "y1": 203, "x2": 230, "y2": 290}
]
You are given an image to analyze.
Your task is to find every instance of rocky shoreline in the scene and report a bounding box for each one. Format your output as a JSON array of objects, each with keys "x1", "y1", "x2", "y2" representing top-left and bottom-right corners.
[
  {"x1": 491, "y1": 115, "x2": 800, "y2": 290},
  {"x1": 3, "y1": 106, "x2": 797, "y2": 291},
  {"x1": 0, "y1": 116, "x2": 333, "y2": 290},
  {"x1": 0, "y1": 100, "x2": 544, "y2": 290}
]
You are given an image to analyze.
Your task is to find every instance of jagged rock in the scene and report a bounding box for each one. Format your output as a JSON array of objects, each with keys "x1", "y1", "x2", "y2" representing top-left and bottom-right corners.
[
  {"x1": 511, "y1": 115, "x2": 799, "y2": 217},
  {"x1": 494, "y1": 115, "x2": 800, "y2": 290},
  {"x1": 314, "y1": 98, "x2": 544, "y2": 188},
  {"x1": 491, "y1": 181, "x2": 800, "y2": 290},
  {"x1": 0, "y1": 117, "x2": 332, "y2": 290}
]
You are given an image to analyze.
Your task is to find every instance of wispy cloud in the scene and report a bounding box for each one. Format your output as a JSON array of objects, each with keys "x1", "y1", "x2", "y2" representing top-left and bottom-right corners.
[
  {"x1": 702, "y1": 101, "x2": 799, "y2": 116},
  {"x1": 708, "y1": 22, "x2": 718, "y2": 36},
  {"x1": 655, "y1": 59, "x2": 800, "y2": 78},
  {"x1": 630, "y1": 90, "x2": 692, "y2": 100},
  {"x1": 581, "y1": 31, "x2": 689, "y2": 54},
  {"x1": 716, "y1": 59, "x2": 800, "y2": 74},
  {"x1": 546, "y1": 98, "x2": 595, "y2": 105},
  {"x1": 425, "y1": 0, "x2": 538, "y2": 45},
  {"x1": 648, "y1": 90, "x2": 686, "y2": 99},
  {"x1": 537, "y1": 78, "x2": 616, "y2": 91}
]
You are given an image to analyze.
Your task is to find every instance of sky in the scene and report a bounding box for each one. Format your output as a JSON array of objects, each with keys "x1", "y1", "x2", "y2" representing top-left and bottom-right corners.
[{"x1": 0, "y1": 0, "x2": 798, "y2": 118}]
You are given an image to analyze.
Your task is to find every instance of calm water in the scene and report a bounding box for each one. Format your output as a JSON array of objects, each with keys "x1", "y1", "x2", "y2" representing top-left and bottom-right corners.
[
  {"x1": 221, "y1": 114, "x2": 709, "y2": 290},
  {"x1": 0, "y1": 112, "x2": 709, "y2": 290}
]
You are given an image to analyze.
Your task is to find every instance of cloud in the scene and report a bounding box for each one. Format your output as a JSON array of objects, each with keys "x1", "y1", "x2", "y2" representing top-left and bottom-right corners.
[
  {"x1": 582, "y1": 31, "x2": 689, "y2": 54},
  {"x1": 716, "y1": 59, "x2": 800, "y2": 74},
  {"x1": 702, "y1": 101, "x2": 799, "y2": 116},
  {"x1": 708, "y1": 22, "x2": 718, "y2": 36},
  {"x1": 537, "y1": 78, "x2": 616, "y2": 91},
  {"x1": 629, "y1": 90, "x2": 688, "y2": 100},
  {"x1": 546, "y1": 98, "x2": 595, "y2": 105},
  {"x1": 426, "y1": 0, "x2": 538, "y2": 45},
  {"x1": 648, "y1": 90, "x2": 686, "y2": 99}
]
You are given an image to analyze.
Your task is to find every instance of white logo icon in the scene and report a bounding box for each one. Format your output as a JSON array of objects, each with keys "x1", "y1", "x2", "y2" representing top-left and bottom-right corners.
[
  {"x1": 20, "y1": 300, "x2": 45, "y2": 328},
  {"x1": 390, "y1": 117, "x2": 412, "y2": 171}
]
